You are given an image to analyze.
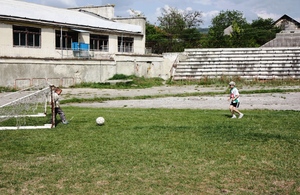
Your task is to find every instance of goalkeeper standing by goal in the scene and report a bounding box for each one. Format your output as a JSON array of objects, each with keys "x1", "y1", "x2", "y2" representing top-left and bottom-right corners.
[{"x1": 53, "y1": 87, "x2": 68, "y2": 124}]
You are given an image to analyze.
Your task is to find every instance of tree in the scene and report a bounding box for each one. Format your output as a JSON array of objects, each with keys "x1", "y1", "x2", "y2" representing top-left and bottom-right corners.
[
  {"x1": 201, "y1": 10, "x2": 281, "y2": 48},
  {"x1": 145, "y1": 22, "x2": 171, "y2": 54},
  {"x1": 150, "y1": 7, "x2": 203, "y2": 53},
  {"x1": 179, "y1": 28, "x2": 202, "y2": 48},
  {"x1": 246, "y1": 17, "x2": 281, "y2": 46},
  {"x1": 158, "y1": 7, "x2": 186, "y2": 36},
  {"x1": 226, "y1": 20, "x2": 254, "y2": 47},
  {"x1": 182, "y1": 9, "x2": 203, "y2": 29},
  {"x1": 202, "y1": 10, "x2": 248, "y2": 48}
]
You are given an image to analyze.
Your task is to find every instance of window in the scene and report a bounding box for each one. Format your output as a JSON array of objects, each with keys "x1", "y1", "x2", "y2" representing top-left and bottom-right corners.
[
  {"x1": 13, "y1": 26, "x2": 41, "y2": 47},
  {"x1": 55, "y1": 30, "x2": 78, "y2": 49},
  {"x1": 90, "y1": 34, "x2": 109, "y2": 51},
  {"x1": 118, "y1": 37, "x2": 134, "y2": 52}
]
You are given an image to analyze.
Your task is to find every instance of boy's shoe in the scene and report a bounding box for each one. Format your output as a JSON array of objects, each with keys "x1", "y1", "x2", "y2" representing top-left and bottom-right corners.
[
  {"x1": 231, "y1": 115, "x2": 237, "y2": 119},
  {"x1": 62, "y1": 120, "x2": 68, "y2": 124},
  {"x1": 238, "y1": 113, "x2": 244, "y2": 119}
]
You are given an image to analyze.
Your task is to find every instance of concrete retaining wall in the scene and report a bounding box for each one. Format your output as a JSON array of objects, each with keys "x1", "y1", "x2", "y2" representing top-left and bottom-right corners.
[
  {"x1": 0, "y1": 54, "x2": 170, "y2": 89},
  {"x1": 0, "y1": 58, "x2": 114, "y2": 88}
]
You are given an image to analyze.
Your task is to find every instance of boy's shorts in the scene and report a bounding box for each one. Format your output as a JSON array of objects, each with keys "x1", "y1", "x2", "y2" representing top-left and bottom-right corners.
[{"x1": 230, "y1": 102, "x2": 240, "y2": 108}]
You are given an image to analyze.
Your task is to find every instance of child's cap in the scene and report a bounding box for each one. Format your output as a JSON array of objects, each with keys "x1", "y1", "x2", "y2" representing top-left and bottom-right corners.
[{"x1": 229, "y1": 81, "x2": 235, "y2": 86}]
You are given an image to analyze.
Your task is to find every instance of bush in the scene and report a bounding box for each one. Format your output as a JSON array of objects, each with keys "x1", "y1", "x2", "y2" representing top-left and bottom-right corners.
[{"x1": 109, "y1": 74, "x2": 132, "y2": 80}]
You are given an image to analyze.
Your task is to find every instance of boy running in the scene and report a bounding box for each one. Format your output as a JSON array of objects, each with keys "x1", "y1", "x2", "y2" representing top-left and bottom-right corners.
[{"x1": 228, "y1": 81, "x2": 244, "y2": 119}]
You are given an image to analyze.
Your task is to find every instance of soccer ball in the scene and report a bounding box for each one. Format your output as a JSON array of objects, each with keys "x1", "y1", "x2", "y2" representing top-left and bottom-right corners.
[{"x1": 96, "y1": 117, "x2": 105, "y2": 125}]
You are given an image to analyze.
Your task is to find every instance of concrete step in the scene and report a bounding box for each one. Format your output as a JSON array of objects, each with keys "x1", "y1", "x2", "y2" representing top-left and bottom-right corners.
[{"x1": 172, "y1": 47, "x2": 300, "y2": 80}]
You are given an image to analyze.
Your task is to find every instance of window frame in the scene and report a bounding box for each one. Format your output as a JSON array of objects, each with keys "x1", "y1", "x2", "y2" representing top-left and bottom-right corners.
[
  {"x1": 13, "y1": 25, "x2": 41, "y2": 48},
  {"x1": 118, "y1": 36, "x2": 134, "y2": 53},
  {"x1": 55, "y1": 30, "x2": 78, "y2": 50},
  {"x1": 90, "y1": 34, "x2": 109, "y2": 52}
]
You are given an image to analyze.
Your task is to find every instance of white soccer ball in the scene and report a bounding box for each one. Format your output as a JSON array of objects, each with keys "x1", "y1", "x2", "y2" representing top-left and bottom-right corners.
[{"x1": 96, "y1": 117, "x2": 105, "y2": 125}]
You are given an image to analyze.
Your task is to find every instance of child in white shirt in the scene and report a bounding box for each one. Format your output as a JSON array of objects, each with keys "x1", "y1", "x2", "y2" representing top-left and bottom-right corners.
[{"x1": 228, "y1": 81, "x2": 244, "y2": 119}]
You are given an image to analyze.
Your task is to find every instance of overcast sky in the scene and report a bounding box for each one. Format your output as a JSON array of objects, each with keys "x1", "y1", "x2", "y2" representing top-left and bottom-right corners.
[{"x1": 21, "y1": 0, "x2": 300, "y2": 28}]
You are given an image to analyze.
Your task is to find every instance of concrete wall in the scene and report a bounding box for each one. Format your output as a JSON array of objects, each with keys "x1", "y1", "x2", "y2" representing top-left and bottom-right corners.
[
  {"x1": 114, "y1": 54, "x2": 166, "y2": 79},
  {"x1": 0, "y1": 58, "x2": 115, "y2": 88},
  {"x1": 0, "y1": 23, "x2": 12, "y2": 53},
  {"x1": 42, "y1": 28, "x2": 56, "y2": 57},
  {"x1": 0, "y1": 53, "x2": 171, "y2": 89},
  {"x1": 78, "y1": 32, "x2": 90, "y2": 44},
  {"x1": 262, "y1": 32, "x2": 300, "y2": 47}
]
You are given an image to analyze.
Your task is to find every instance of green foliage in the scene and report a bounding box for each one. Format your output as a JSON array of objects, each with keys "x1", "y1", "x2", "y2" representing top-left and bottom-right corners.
[
  {"x1": 158, "y1": 7, "x2": 187, "y2": 34},
  {"x1": 247, "y1": 17, "x2": 281, "y2": 46},
  {"x1": 108, "y1": 74, "x2": 132, "y2": 80},
  {"x1": 147, "y1": 8, "x2": 282, "y2": 51},
  {"x1": 146, "y1": 22, "x2": 171, "y2": 54},
  {"x1": 147, "y1": 7, "x2": 203, "y2": 53},
  {"x1": 202, "y1": 10, "x2": 281, "y2": 48},
  {"x1": 203, "y1": 10, "x2": 248, "y2": 48},
  {"x1": 0, "y1": 86, "x2": 16, "y2": 92},
  {"x1": 157, "y1": 7, "x2": 202, "y2": 34},
  {"x1": 130, "y1": 76, "x2": 164, "y2": 88},
  {"x1": 213, "y1": 10, "x2": 248, "y2": 28},
  {"x1": 179, "y1": 28, "x2": 203, "y2": 48},
  {"x1": 0, "y1": 108, "x2": 300, "y2": 194}
]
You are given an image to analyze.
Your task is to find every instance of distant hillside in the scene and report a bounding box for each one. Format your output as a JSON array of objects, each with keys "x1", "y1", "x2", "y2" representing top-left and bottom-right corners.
[{"x1": 198, "y1": 28, "x2": 209, "y2": 34}]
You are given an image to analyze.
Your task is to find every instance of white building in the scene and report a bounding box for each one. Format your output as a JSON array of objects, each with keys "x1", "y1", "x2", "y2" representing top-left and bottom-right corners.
[{"x1": 0, "y1": 0, "x2": 146, "y2": 59}]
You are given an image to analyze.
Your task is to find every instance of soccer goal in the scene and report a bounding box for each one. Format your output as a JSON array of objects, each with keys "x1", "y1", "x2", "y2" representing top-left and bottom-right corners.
[{"x1": 0, "y1": 84, "x2": 56, "y2": 130}]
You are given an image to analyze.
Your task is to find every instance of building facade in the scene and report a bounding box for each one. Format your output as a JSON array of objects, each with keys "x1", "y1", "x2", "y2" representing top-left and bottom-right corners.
[
  {"x1": 0, "y1": 0, "x2": 146, "y2": 59},
  {"x1": 0, "y1": 0, "x2": 173, "y2": 88},
  {"x1": 273, "y1": 14, "x2": 300, "y2": 32}
]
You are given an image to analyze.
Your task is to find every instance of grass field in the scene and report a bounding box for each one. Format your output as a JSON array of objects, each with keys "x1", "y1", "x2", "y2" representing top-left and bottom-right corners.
[{"x1": 0, "y1": 107, "x2": 300, "y2": 194}]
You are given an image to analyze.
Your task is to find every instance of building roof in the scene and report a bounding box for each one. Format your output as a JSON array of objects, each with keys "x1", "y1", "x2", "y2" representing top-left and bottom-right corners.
[
  {"x1": 273, "y1": 14, "x2": 300, "y2": 28},
  {"x1": 0, "y1": 0, "x2": 142, "y2": 33}
]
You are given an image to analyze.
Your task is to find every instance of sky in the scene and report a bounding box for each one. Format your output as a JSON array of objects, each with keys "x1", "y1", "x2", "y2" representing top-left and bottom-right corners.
[{"x1": 20, "y1": 0, "x2": 300, "y2": 28}]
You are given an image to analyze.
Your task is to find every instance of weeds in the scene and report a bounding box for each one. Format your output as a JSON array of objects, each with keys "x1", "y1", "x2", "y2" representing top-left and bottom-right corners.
[
  {"x1": 70, "y1": 75, "x2": 164, "y2": 89},
  {"x1": 72, "y1": 75, "x2": 300, "y2": 90},
  {"x1": 168, "y1": 76, "x2": 300, "y2": 87},
  {"x1": 0, "y1": 86, "x2": 16, "y2": 92}
]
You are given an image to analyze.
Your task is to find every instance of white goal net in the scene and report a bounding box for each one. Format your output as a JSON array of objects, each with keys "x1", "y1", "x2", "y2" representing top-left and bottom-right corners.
[{"x1": 0, "y1": 84, "x2": 55, "y2": 130}]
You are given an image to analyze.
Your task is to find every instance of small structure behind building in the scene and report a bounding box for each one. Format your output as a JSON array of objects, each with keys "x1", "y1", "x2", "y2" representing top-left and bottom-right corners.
[{"x1": 262, "y1": 14, "x2": 300, "y2": 47}]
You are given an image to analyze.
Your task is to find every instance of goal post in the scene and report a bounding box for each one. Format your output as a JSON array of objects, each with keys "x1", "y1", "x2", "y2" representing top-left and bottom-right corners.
[
  {"x1": 50, "y1": 85, "x2": 56, "y2": 128},
  {"x1": 0, "y1": 84, "x2": 55, "y2": 130}
]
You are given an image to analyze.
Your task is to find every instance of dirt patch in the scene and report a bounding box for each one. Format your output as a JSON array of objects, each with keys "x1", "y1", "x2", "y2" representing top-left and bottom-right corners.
[{"x1": 63, "y1": 85, "x2": 300, "y2": 110}]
